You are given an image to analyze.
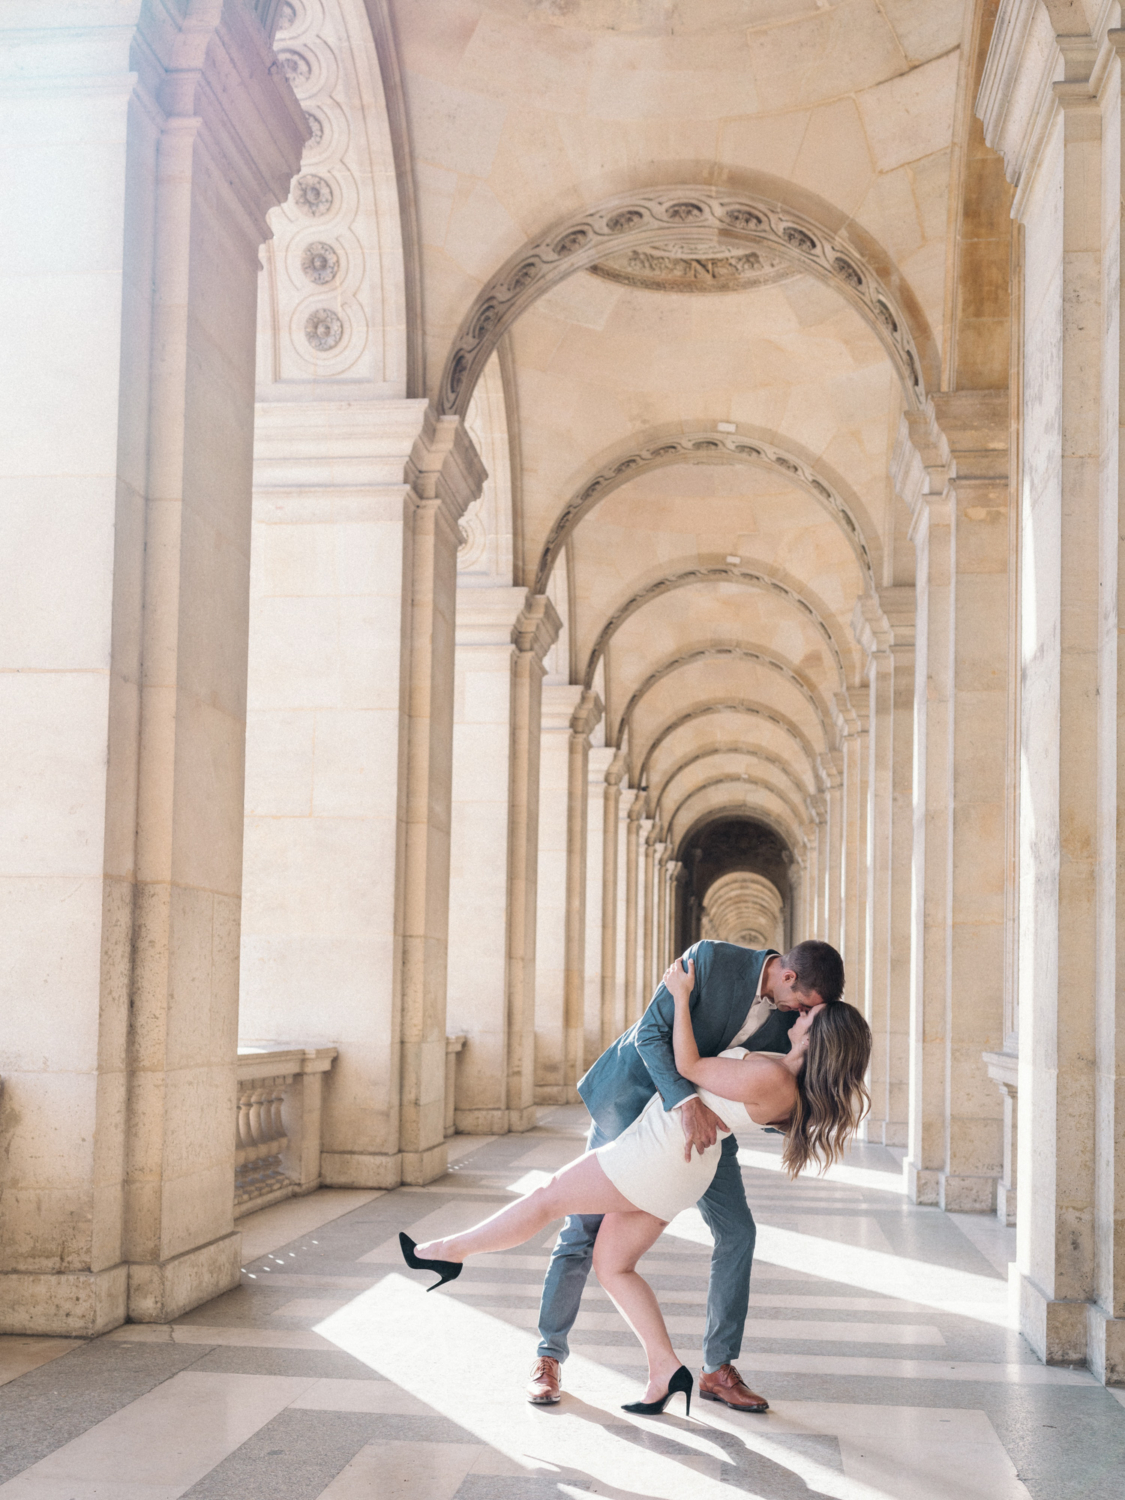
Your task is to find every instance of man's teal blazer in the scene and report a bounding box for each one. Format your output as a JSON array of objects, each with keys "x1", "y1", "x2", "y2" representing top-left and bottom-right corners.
[{"x1": 577, "y1": 940, "x2": 797, "y2": 1139}]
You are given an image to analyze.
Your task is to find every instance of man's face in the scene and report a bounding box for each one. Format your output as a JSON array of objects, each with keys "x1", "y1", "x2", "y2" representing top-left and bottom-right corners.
[{"x1": 772, "y1": 967, "x2": 823, "y2": 1015}]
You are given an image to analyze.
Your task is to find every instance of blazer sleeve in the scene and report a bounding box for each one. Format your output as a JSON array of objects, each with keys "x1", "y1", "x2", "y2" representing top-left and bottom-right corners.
[{"x1": 633, "y1": 940, "x2": 708, "y2": 1112}]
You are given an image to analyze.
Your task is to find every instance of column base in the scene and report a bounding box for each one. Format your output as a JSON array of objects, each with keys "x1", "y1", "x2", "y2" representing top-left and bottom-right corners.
[
  {"x1": 906, "y1": 1161, "x2": 941, "y2": 1205},
  {"x1": 507, "y1": 1105, "x2": 538, "y2": 1133},
  {"x1": 996, "y1": 1181, "x2": 1017, "y2": 1226},
  {"x1": 400, "y1": 1140, "x2": 448, "y2": 1185},
  {"x1": 321, "y1": 1151, "x2": 404, "y2": 1189},
  {"x1": 128, "y1": 1232, "x2": 241, "y2": 1324},
  {"x1": 863, "y1": 1119, "x2": 908, "y2": 1148},
  {"x1": 1019, "y1": 1274, "x2": 1088, "y2": 1364},
  {"x1": 0, "y1": 1263, "x2": 128, "y2": 1337},
  {"x1": 1087, "y1": 1304, "x2": 1125, "y2": 1385},
  {"x1": 939, "y1": 1172, "x2": 998, "y2": 1213}
]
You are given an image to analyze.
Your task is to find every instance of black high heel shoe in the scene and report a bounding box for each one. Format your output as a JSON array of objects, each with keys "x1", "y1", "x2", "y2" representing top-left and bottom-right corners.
[
  {"x1": 398, "y1": 1232, "x2": 463, "y2": 1291},
  {"x1": 621, "y1": 1364, "x2": 693, "y2": 1417}
]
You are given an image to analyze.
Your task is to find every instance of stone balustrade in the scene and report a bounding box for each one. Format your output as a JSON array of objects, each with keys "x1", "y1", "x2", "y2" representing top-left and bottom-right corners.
[{"x1": 235, "y1": 1044, "x2": 338, "y2": 1217}]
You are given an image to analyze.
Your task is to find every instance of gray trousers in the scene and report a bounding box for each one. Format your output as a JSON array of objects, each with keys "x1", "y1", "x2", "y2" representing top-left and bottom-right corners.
[{"x1": 535, "y1": 1123, "x2": 755, "y2": 1369}]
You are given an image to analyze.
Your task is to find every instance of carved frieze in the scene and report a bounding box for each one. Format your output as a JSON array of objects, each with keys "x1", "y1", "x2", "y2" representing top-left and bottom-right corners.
[{"x1": 588, "y1": 238, "x2": 797, "y2": 293}]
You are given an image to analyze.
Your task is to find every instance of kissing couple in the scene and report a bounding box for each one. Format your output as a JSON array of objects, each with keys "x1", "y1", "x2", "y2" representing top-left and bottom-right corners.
[{"x1": 400, "y1": 938, "x2": 870, "y2": 1417}]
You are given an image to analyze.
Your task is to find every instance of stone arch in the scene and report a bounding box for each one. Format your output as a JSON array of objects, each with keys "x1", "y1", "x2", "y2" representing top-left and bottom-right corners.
[
  {"x1": 636, "y1": 700, "x2": 821, "y2": 795},
  {"x1": 613, "y1": 646, "x2": 833, "y2": 752},
  {"x1": 652, "y1": 744, "x2": 810, "y2": 822},
  {"x1": 669, "y1": 778, "x2": 802, "y2": 851},
  {"x1": 534, "y1": 427, "x2": 876, "y2": 593},
  {"x1": 437, "y1": 185, "x2": 930, "y2": 416},
  {"x1": 583, "y1": 564, "x2": 850, "y2": 691},
  {"x1": 701, "y1": 871, "x2": 786, "y2": 951}
]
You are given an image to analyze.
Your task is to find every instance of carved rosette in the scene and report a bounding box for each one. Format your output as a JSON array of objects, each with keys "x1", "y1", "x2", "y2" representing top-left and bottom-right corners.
[
  {"x1": 534, "y1": 430, "x2": 873, "y2": 593},
  {"x1": 438, "y1": 187, "x2": 926, "y2": 414}
]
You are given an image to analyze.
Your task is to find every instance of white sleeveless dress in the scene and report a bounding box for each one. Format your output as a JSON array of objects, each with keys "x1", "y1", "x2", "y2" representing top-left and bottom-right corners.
[{"x1": 593, "y1": 1047, "x2": 787, "y2": 1221}]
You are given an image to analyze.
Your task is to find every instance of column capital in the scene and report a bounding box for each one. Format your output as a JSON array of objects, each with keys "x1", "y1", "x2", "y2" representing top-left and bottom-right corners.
[
  {"x1": 570, "y1": 689, "x2": 604, "y2": 740},
  {"x1": 852, "y1": 587, "x2": 916, "y2": 660},
  {"x1": 511, "y1": 592, "x2": 562, "y2": 660},
  {"x1": 407, "y1": 408, "x2": 488, "y2": 528},
  {"x1": 832, "y1": 690, "x2": 868, "y2": 739},
  {"x1": 817, "y1": 752, "x2": 844, "y2": 790},
  {"x1": 605, "y1": 750, "x2": 628, "y2": 787}
]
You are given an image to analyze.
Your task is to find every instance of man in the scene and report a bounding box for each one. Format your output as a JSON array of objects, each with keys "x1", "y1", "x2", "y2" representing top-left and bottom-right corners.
[{"x1": 526, "y1": 937, "x2": 845, "y2": 1410}]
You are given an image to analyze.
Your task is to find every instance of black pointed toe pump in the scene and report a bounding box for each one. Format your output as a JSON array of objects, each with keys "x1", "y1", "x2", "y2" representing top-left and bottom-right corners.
[
  {"x1": 621, "y1": 1364, "x2": 693, "y2": 1417},
  {"x1": 398, "y1": 1232, "x2": 463, "y2": 1291}
]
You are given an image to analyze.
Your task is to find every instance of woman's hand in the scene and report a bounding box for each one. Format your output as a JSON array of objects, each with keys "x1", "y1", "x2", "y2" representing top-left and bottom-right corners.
[{"x1": 663, "y1": 956, "x2": 695, "y2": 1005}]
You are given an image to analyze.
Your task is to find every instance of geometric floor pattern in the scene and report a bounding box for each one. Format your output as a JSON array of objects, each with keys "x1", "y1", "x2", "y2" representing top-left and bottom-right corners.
[{"x1": 2, "y1": 1106, "x2": 1123, "y2": 1499}]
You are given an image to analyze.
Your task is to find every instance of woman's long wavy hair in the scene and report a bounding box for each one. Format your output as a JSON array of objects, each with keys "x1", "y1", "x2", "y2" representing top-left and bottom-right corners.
[{"x1": 782, "y1": 1000, "x2": 871, "y2": 1177}]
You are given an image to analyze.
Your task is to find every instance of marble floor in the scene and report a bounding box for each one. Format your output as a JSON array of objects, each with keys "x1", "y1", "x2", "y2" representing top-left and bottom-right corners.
[{"x1": 2, "y1": 1106, "x2": 1123, "y2": 1499}]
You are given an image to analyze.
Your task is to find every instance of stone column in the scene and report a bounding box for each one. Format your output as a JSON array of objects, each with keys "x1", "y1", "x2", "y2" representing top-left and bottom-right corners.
[
  {"x1": 612, "y1": 786, "x2": 639, "y2": 1044},
  {"x1": 398, "y1": 414, "x2": 488, "y2": 1182},
  {"x1": 563, "y1": 691, "x2": 603, "y2": 1094},
  {"x1": 446, "y1": 590, "x2": 559, "y2": 1134},
  {"x1": 820, "y1": 754, "x2": 845, "y2": 952},
  {"x1": 854, "y1": 588, "x2": 915, "y2": 1149},
  {"x1": 622, "y1": 797, "x2": 643, "y2": 1027},
  {"x1": 599, "y1": 757, "x2": 627, "y2": 1052},
  {"x1": 533, "y1": 685, "x2": 584, "y2": 1104},
  {"x1": 0, "y1": 3, "x2": 304, "y2": 1334},
  {"x1": 804, "y1": 800, "x2": 825, "y2": 937},
  {"x1": 655, "y1": 844, "x2": 671, "y2": 972},
  {"x1": 447, "y1": 586, "x2": 528, "y2": 1133},
  {"x1": 502, "y1": 596, "x2": 562, "y2": 1130},
  {"x1": 642, "y1": 822, "x2": 658, "y2": 1001},
  {"x1": 584, "y1": 746, "x2": 616, "y2": 1065},
  {"x1": 835, "y1": 697, "x2": 869, "y2": 1006},
  {"x1": 894, "y1": 398, "x2": 1009, "y2": 1211}
]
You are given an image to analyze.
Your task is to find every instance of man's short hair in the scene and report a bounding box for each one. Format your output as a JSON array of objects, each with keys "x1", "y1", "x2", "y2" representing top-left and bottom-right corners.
[{"x1": 781, "y1": 940, "x2": 844, "y2": 1004}]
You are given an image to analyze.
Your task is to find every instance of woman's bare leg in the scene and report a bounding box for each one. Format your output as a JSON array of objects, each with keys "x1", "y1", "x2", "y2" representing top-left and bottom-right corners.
[
  {"x1": 592, "y1": 1211, "x2": 683, "y2": 1402},
  {"x1": 415, "y1": 1152, "x2": 638, "y2": 1262}
]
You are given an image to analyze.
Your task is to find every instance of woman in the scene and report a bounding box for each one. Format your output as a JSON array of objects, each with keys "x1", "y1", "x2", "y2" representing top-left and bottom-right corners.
[{"x1": 401, "y1": 956, "x2": 871, "y2": 1416}]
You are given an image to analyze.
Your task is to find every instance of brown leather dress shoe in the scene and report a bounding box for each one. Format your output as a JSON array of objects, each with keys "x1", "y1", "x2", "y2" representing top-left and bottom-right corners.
[
  {"x1": 527, "y1": 1355, "x2": 561, "y2": 1404},
  {"x1": 699, "y1": 1363, "x2": 769, "y2": 1412}
]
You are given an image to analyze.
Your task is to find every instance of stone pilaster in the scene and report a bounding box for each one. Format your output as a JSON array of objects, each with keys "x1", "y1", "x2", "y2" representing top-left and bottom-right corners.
[
  {"x1": 598, "y1": 757, "x2": 626, "y2": 1051},
  {"x1": 854, "y1": 588, "x2": 915, "y2": 1150},
  {"x1": 623, "y1": 801, "x2": 644, "y2": 1025},
  {"x1": 615, "y1": 786, "x2": 639, "y2": 1035},
  {"x1": 398, "y1": 412, "x2": 488, "y2": 1182},
  {"x1": 446, "y1": 589, "x2": 559, "y2": 1134},
  {"x1": 819, "y1": 753, "x2": 845, "y2": 953},
  {"x1": 533, "y1": 685, "x2": 585, "y2": 1104},
  {"x1": 0, "y1": 1, "x2": 306, "y2": 1335},
  {"x1": 563, "y1": 690, "x2": 603, "y2": 1095},
  {"x1": 835, "y1": 696, "x2": 869, "y2": 1006},
  {"x1": 584, "y1": 746, "x2": 616, "y2": 1065},
  {"x1": 642, "y1": 822, "x2": 659, "y2": 999}
]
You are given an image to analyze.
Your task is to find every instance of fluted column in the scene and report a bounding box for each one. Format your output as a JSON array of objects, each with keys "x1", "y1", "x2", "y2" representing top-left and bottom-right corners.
[
  {"x1": 854, "y1": 588, "x2": 915, "y2": 1149},
  {"x1": 563, "y1": 690, "x2": 603, "y2": 1095}
]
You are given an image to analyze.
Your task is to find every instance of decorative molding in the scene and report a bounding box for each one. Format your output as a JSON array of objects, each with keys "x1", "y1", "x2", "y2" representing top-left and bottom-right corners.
[
  {"x1": 613, "y1": 645, "x2": 831, "y2": 750},
  {"x1": 588, "y1": 239, "x2": 798, "y2": 294},
  {"x1": 301, "y1": 241, "x2": 338, "y2": 284},
  {"x1": 438, "y1": 185, "x2": 927, "y2": 415},
  {"x1": 305, "y1": 307, "x2": 343, "y2": 350},
  {"x1": 570, "y1": 688, "x2": 604, "y2": 739},
  {"x1": 511, "y1": 593, "x2": 562, "y2": 661},
  {"x1": 582, "y1": 564, "x2": 848, "y2": 691},
  {"x1": 534, "y1": 427, "x2": 874, "y2": 592}
]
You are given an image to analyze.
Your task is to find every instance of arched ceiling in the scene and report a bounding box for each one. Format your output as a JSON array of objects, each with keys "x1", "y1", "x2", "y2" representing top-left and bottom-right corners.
[{"x1": 388, "y1": 0, "x2": 968, "y2": 862}]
